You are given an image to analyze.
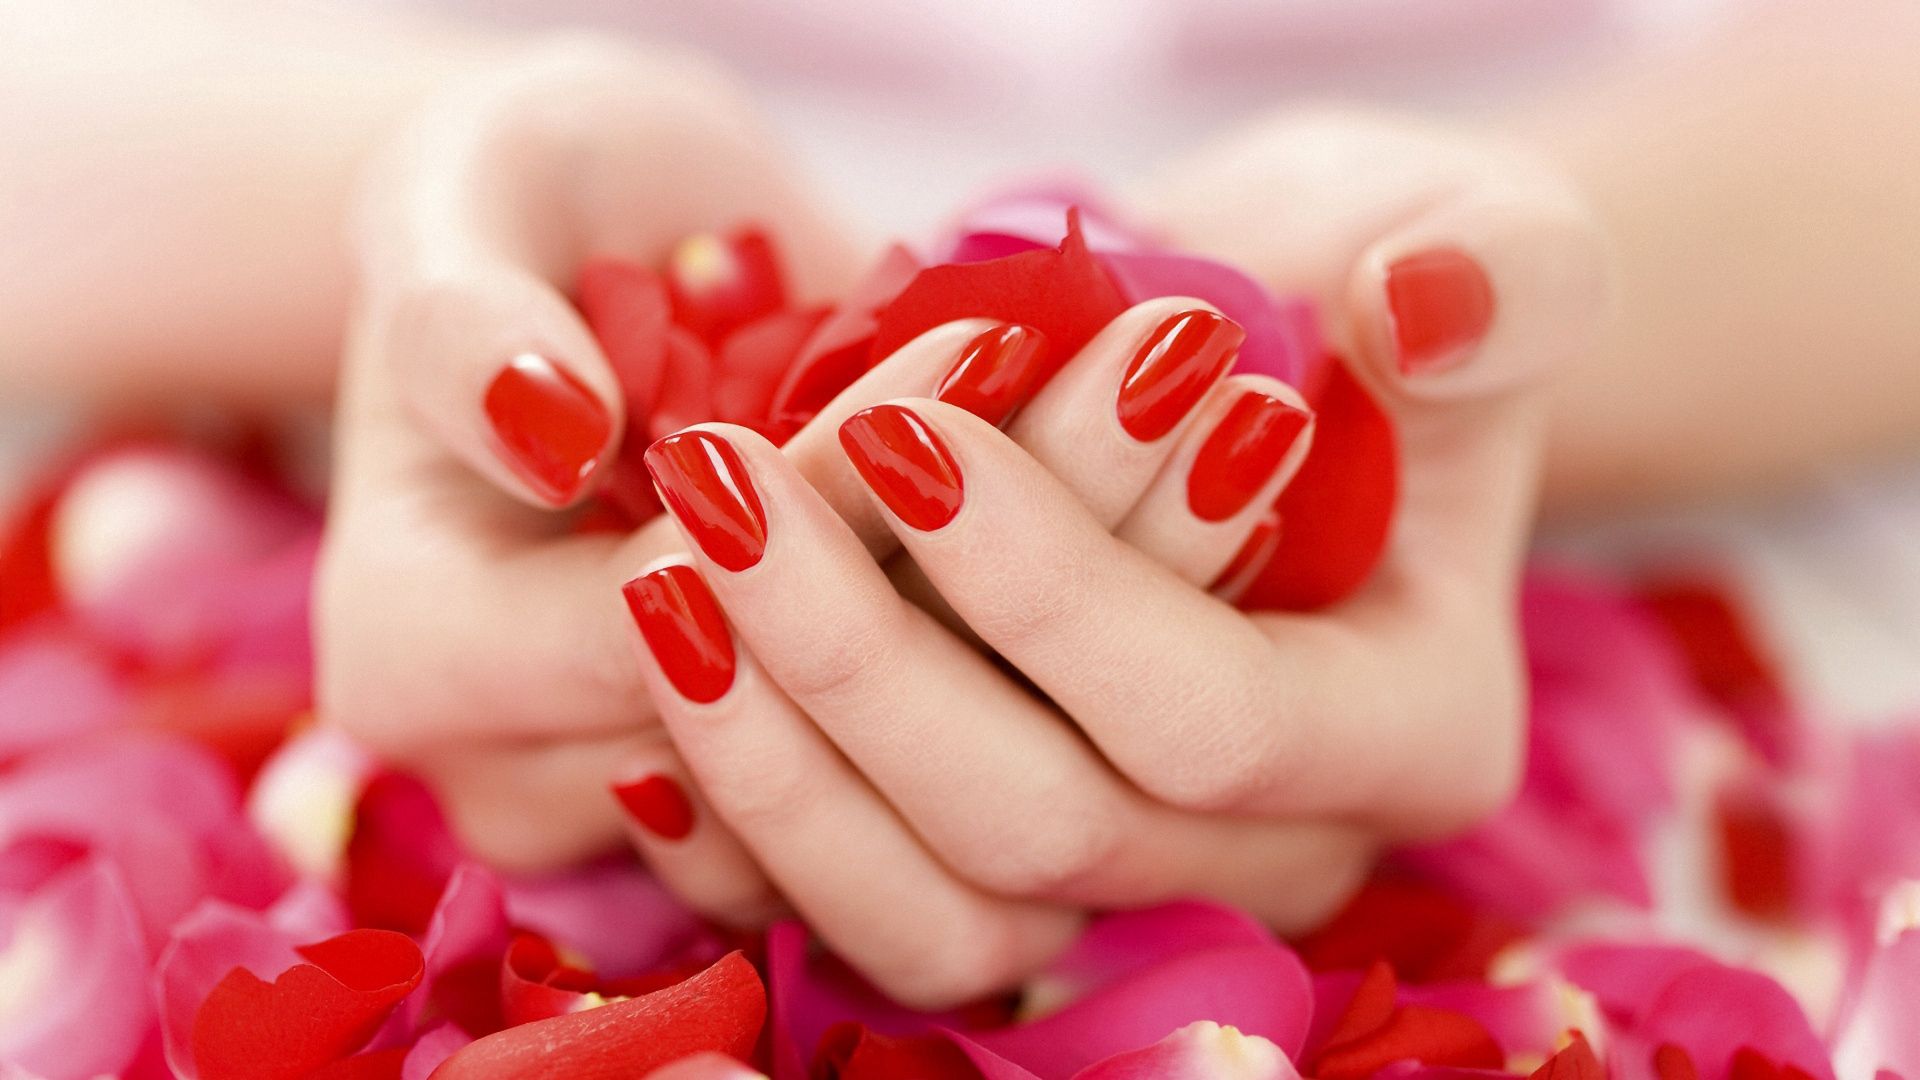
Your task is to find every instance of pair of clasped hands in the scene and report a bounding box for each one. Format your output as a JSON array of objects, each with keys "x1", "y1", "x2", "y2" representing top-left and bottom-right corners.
[{"x1": 317, "y1": 39, "x2": 1607, "y2": 1005}]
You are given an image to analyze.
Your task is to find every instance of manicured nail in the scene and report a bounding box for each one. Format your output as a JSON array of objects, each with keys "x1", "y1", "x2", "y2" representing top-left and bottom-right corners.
[
  {"x1": 621, "y1": 563, "x2": 735, "y2": 703},
  {"x1": 935, "y1": 324, "x2": 1052, "y2": 428},
  {"x1": 644, "y1": 431, "x2": 767, "y2": 571},
  {"x1": 839, "y1": 405, "x2": 964, "y2": 532},
  {"x1": 1384, "y1": 248, "x2": 1495, "y2": 375},
  {"x1": 483, "y1": 353, "x2": 613, "y2": 504},
  {"x1": 1116, "y1": 310, "x2": 1246, "y2": 441},
  {"x1": 1187, "y1": 392, "x2": 1313, "y2": 522},
  {"x1": 611, "y1": 773, "x2": 695, "y2": 841},
  {"x1": 1211, "y1": 507, "x2": 1283, "y2": 604}
]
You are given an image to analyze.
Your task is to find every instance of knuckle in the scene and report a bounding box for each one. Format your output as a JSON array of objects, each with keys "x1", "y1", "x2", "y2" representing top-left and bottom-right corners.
[
  {"x1": 961, "y1": 811, "x2": 1123, "y2": 899},
  {"x1": 966, "y1": 562, "x2": 1094, "y2": 653},
  {"x1": 1130, "y1": 679, "x2": 1276, "y2": 814},
  {"x1": 768, "y1": 604, "x2": 907, "y2": 704},
  {"x1": 885, "y1": 919, "x2": 1015, "y2": 1010}
]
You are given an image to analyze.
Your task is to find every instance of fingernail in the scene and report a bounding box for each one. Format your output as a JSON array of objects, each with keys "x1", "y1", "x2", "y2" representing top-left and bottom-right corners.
[
  {"x1": 935, "y1": 323, "x2": 1052, "y2": 428},
  {"x1": 483, "y1": 353, "x2": 614, "y2": 504},
  {"x1": 839, "y1": 405, "x2": 964, "y2": 532},
  {"x1": 1384, "y1": 248, "x2": 1495, "y2": 375},
  {"x1": 1211, "y1": 507, "x2": 1283, "y2": 604},
  {"x1": 621, "y1": 563, "x2": 735, "y2": 703},
  {"x1": 645, "y1": 431, "x2": 767, "y2": 571},
  {"x1": 1116, "y1": 310, "x2": 1245, "y2": 442},
  {"x1": 1187, "y1": 392, "x2": 1313, "y2": 522},
  {"x1": 611, "y1": 773, "x2": 696, "y2": 841}
]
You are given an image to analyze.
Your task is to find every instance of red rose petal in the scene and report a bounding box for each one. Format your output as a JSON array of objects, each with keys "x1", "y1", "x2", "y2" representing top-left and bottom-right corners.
[
  {"x1": 713, "y1": 307, "x2": 831, "y2": 438},
  {"x1": 769, "y1": 244, "x2": 921, "y2": 429},
  {"x1": 346, "y1": 772, "x2": 461, "y2": 936},
  {"x1": 1310, "y1": 1000, "x2": 1503, "y2": 1080},
  {"x1": 501, "y1": 931, "x2": 601, "y2": 1026},
  {"x1": 811, "y1": 1023, "x2": 984, "y2": 1080},
  {"x1": 1655, "y1": 1044, "x2": 1702, "y2": 1080},
  {"x1": 1530, "y1": 1034, "x2": 1604, "y2": 1080},
  {"x1": 665, "y1": 229, "x2": 787, "y2": 344},
  {"x1": 431, "y1": 951, "x2": 767, "y2": 1080},
  {"x1": 577, "y1": 258, "x2": 673, "y2": 420},
  {"x1": 1637, "y1": 577, "x2": 1794, "y2": 763},
  {"x1": 869, "y1": 209, "x2": 1125, "y2": 384},
  {"x1": 190, "y1": 928, "x2": 425, "y2": 1080},
  {"x1": 1321, "y1": 961, "x2": 1399, "y2": 1053},
  {"x1": 308, "y1": 1049, "x2": 410, "y2": 1080},
  {"x1": 1237, "y1": 352, "x2": 1398, "y2": 611},
  {"x1": 1294, "y1": 878, "x2": 1525, "y2": 984}
]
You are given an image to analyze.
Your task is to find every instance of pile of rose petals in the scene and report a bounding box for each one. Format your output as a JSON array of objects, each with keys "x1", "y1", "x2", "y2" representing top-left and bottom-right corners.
[{"x1": 6, "y1": 197, "x2": 1920, "y2": 1079}]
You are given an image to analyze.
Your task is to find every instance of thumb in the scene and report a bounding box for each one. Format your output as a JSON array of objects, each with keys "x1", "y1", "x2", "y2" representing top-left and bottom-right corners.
[
  {"x1": 1145, "y1": 111, "x2": 1612, "y2": 592},
  {"x1": 1347, "y1": 179, "x2": 1611, "y2": 588}
]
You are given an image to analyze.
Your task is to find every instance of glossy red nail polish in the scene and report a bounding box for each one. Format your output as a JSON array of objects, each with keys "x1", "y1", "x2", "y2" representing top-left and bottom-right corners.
[
  {"x1": 622, "y1": 563, "x2": 735, "y2": 703},
  {"x1": 611, "y1": 773, "x2": 695, "y2": 841},
  {"x1": 1384, "y1": 248, "x2": 1495, "y2": 375},
  {"x1": 645, "y1": 431, "x2": 767, "y2": 571},
  {"x1": 1116, "y1": 310, "x2": 1246, "y2": 441},
  {"x1": 1187, "y1": 392, "x2": 1313, "y2": 522},
  {"x1": 483, "y1": 353, "x2": 614, "y2": 504},
  {"x1": 1211, "y1": 506, "x2": 1283, "y2": 605},
  {"x1": 839, "y1": 405, "x2": 964, "y2": 532},
  {"x1": 935, "y1": 324, "x2": 1051, "y2": 427}
]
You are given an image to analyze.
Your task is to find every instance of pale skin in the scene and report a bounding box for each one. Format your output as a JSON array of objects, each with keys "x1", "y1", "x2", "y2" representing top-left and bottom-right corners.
[{"x1": 5, "y1": 0, "x2": 1920, "y2": 1005}]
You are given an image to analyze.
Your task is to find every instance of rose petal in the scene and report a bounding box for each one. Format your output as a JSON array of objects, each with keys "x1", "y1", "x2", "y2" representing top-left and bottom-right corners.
[
  {"x1": 644, "y1": 1053, "x2": 769, "y2": 1080},
  {"x1": 768, "y1": 245, "x2": 920, "y2": 431},
  {"x1": 1099, "y1": 252, "x2": 1307, "y2": 387},
  {"x1": 578, "y1": 258, "x2": 673, "y2": 421},
  {"x1": 1070, "y1": 1021, "x2": 1299, "y2": 1080},
  {"x1": 346, "y1": 771, "x2": 463, "y2": 936},
  {"x1": 401, "y1": 1024, "x2": 472, "y2": 1080},
  {"x1": 502, "y1": 859, "x2": 720, "y2": 978},
  {"x1": 812, "y1": 1023, "x2": 985, "y2": 1080},
  {"x1": 1836, "y1": 887, "x2": 1920, "y2": 1080},
  {"x1": 0, "y1": 859, "x2": 150, "y2": 1078},
  {"x1": 1234, "y1": 352, "x2": 1397, "y2": 611},
  {"x1": 971, "y1": 941, "x2": 1314, "y2": 1076},
  {"x1": 664, "y1": 229, "x2": 787, "y2": 345},
  {"x1": 190, "y1": 928, "x2": 425, "y2": 1080},
  {"x1": 247, "y1": 727, "x2": 378, "y2": 885},
  {"x1": 712, "y1": 307, "x2": 832, "y2": 436},
  {"x1": 869, "y1": 209, "x2": 1127, "y2": 374},
  {"x1": 431, "y1": 951, "x2": 766, "y2": 1080}
]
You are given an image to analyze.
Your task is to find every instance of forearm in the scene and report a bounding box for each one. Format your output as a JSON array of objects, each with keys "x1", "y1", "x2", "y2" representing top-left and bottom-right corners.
[
  {"x1": 1514, "y1": 3, "x2": 1920, "y2": 515},
  {"x1": 0, "y1": 1, "x2": 495, "y2": 407}
]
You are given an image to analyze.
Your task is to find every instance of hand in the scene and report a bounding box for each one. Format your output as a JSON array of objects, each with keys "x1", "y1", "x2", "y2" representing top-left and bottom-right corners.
[
  {"x1": 314, "y1": 33, "x2": 860, "y2": 872},
  {"x1": 618, "y1": 112, "x2": 1610, "y2": 1006}
]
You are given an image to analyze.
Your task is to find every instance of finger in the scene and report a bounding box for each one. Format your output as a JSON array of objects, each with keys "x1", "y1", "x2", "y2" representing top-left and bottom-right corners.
[
  {"x1": 1003, "y1": 300, "x2": 1246, "y2": 527},
  {"x1": 317, "y1": 381, "x2": 685, "y2": 749},
  {"x1": 638, "y1": 425, "x2": 1376, "y2": 922},
  {"x1": 1144, "y1": 109, "x2": 1610, "y2": 588},
  {"x1": 1114, "y1": 374, "x2": 1315, "y2": 586},
  {"x1": 609, "y1": 740, "x2": 784, "y2": 929},
  {"x1": 618, "y1": 555, "x2": 1080, "y2": 1007},
  {"x1": 420, "y1": 732, "x2": 643, "y2": 871},
  {"x1": 355, "y1": 36, "x2": 862, "y2": 510}
]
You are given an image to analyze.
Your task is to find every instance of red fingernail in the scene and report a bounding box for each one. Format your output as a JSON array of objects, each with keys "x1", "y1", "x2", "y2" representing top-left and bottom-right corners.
[
  {"x1": 1385, "y1": 248, "x2": 1495, "y2": 375},
  {"x1": 1211, "y1": 506, "x2": 1283, "y2": 604},
  {"x1": 1116, "y1": 310, "x2": 1246, "y2": 441},
  {"x1": 935, "y1": 323, "x2": 1052, "y2": 428},
  {"x1": 645, "y1": 431, "x2": 767, "y2": 571},
  {"x1": 839, "y1": 405, "x2": 964, "y2": 532},
  {"x1": 622, "y1": 563, "x2": 735, "y2": 703},
  {"x1": 611, "y1": 773, "x2": 695, "y2": 841},
  {"x1": 1187, "y1": 392, "x2": 1313, "y2": 522},
  {"x1": 483, "y1": 353, "x2": 614, "y2": 504}
]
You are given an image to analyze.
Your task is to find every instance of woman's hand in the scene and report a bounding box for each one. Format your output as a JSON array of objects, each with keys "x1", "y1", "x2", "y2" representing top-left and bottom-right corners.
[
  {"x1": 314, "y1": 34, "x2": 860, "y2": 872},
  {"x1": 618, "y1": 112, "x2": 1610, "y2": 1006}
]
